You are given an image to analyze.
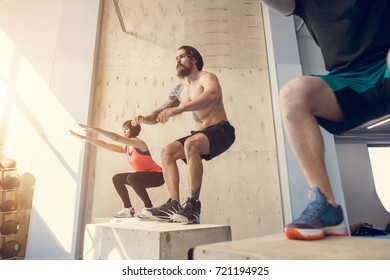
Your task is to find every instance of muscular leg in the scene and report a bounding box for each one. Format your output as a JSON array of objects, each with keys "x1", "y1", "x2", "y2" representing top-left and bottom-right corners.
[
  {"x1": 160, "y1": 142, "x2": 185, "y2": 201},
  {"x1": 183, "y1": 134, "x2": 210, "y2": 200},
  {"x1": 279, "y1": 76, "x2": 344, "y2": 205}
]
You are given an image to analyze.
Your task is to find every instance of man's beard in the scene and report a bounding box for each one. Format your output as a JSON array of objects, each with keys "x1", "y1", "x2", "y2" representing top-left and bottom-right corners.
[{"x1": 176, "y1": 65, "x2": 190, "y2": 78}]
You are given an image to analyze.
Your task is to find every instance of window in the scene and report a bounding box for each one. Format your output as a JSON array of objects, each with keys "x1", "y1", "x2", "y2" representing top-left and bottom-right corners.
[{"x1": 368, "y1": 146, "x2": 390, "y2": 212}]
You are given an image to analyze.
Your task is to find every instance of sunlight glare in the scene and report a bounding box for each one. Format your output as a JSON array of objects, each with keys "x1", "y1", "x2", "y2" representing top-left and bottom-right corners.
[
  {"x1": 3, "y1": 54, "x2": 85, "y2": 253},
  {"x1": 0, "y1": 81, "x2": 5, "y2": 115},
  {"x1": 0, "y1": 28, "x2": 15, "y2": 79}
]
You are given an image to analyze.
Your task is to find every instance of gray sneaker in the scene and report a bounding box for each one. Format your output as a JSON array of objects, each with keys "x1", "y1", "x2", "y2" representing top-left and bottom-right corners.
[
  {"x1": 136, "y1": 207, "x2": 152, "y2": 219},
  {"x1": 172, "y1": 197, "x2": 201, "y2": 224},
  {"x1": 145, "y1": 198, "x2": 182, "y2": 221}
]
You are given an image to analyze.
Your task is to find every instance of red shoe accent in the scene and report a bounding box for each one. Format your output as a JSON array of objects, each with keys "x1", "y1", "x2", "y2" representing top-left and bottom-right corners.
[
  {"x1": 285, "y1": 228, "x2": 325, "y2": 241},
  {"x1": 129, "y1": 207, "x2": 135, "y2": 217}
]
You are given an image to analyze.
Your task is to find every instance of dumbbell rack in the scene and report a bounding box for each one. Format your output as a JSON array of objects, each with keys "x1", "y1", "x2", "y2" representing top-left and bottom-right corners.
[{"x1": 0, "y1": 165, "x2": 20, "y2": 259}]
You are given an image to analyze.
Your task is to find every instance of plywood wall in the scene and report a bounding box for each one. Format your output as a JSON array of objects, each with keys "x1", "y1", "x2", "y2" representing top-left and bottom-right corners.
[{"x1": 86, "y1": 0, "x2": 283, "y2": 240}]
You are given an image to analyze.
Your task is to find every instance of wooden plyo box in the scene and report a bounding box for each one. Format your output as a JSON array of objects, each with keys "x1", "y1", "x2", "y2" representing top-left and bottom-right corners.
[
  {"x1": 193, "y1": 233, "x2": 390, "y2": 260},
  {"x1": 83, "y1": 218, "x2": 232, "y2": 260}
]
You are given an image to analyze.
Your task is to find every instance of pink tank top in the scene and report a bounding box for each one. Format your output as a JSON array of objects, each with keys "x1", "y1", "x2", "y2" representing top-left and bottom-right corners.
[{"x1": 126, "y1": 146, "x2": 162, "y2": 173}]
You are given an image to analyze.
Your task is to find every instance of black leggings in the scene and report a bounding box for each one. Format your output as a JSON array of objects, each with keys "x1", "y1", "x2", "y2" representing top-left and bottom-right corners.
[{"x1": 112, "y1": 172, "x2": 164, "y2": 208}]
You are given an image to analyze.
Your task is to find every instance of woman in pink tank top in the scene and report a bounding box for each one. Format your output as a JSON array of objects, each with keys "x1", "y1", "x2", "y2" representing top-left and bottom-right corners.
[{"x1": 70, "y1": 120, "x2": 164, "y2": 218}]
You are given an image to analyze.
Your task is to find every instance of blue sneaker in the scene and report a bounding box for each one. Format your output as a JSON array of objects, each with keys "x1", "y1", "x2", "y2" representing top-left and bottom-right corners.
[{"x1": 285, "y1": 187, "x2": 349, "y2": 240}]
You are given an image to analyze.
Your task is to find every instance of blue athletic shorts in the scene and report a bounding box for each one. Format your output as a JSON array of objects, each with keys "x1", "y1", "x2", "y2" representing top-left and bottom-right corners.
[{"x1": 313, "y1": 58, "x2": 390, "y2": 134}]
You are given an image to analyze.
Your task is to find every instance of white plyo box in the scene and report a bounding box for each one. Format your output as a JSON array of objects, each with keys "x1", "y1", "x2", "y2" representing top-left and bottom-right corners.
[{"x1": 83, "y1": 218, "x2": 232, "y2": 260}]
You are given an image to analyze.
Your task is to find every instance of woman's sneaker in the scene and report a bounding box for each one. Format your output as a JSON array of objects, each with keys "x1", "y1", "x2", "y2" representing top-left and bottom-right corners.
[
  {"x1": 136, "y1": 207, "x2": 153, "y2": 219},
  {"x1": 285, "y1": 187, "x2": 349, "y2": 240},
  {"x1": 172, "y1": 197, "x2": 201, "y2": 224},
  {"x1": 145, "y1": 198, "x2": 182, "y2": 221},
  {"x1": 113, "y1": 207, "x2": 135, "y2": 218}
]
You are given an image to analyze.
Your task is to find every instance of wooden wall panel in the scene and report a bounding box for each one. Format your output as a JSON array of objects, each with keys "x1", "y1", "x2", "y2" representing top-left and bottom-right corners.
[
  {"x1": 184, "y1": 0, "x2": 267, "y2": 69},
  {"x1": 100, "y1": 0, "x2": 185, "y2": 67},
  {"x1": 87, "y1": 0, "x2": 283, "y2": 240}
]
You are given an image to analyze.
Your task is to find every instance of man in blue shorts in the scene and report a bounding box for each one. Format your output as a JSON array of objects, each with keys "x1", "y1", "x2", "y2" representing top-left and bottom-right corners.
[
  {"x1": 134, "y1": 45, "x2": 235, "y2": 224},
  {"x1": 261, "y1": 0, "x2": 390, "y2": 240}
]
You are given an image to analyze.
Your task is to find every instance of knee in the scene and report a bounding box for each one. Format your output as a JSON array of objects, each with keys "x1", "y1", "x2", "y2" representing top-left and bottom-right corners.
[
  {"x1": 112, "y1": 174, "x2": 121, "y2": 184},
  {"x1": 279, "y1": 77, "x2": 313, "y2": 115},
  {"x1": 160, "y1": 144, "x2": 176, "y2": 162},
  {"x1": 126, "y1": 174, "x2": 135, "y2": 186},
  {"x1": 279, "y1": 78, "x2": 303, "y2": 106},
  {"x1": 183, "y1": 137, "x2": 200, "y2": 156}
]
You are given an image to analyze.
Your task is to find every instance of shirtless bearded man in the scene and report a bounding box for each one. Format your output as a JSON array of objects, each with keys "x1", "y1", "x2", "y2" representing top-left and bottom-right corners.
[{"x1": 134, "y1": 45, "x2": 235, "y2": 224}]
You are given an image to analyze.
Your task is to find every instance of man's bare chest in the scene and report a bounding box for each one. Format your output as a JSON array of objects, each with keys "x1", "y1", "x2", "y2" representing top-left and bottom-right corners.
[{"x1": 181, "y1": 84, "x2": 203, "y2": 102}]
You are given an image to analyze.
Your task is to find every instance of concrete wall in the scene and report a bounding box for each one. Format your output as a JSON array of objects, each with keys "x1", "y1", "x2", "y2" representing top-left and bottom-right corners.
[
  {"x1": 0, "y1": 0, "x2": 102, "y2": 259},
  {"x1": 85, "y1": 0, "x2": 284, "y2": 240}
]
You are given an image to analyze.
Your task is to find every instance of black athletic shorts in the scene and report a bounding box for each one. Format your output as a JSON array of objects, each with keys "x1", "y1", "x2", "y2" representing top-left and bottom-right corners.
[
  {"x1": 314, "y1": 58, "x2": 390, "y2": 134},
  {"x1": 176, "y1": 120, "x2": 235, "y2": 162}
]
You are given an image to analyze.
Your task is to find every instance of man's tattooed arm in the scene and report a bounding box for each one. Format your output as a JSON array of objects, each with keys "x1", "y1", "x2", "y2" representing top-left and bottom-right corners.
[
  {"x1": 155, "y1": 84, "x2": 183, "y2": 112},
  {"x1": 139, "y1": 84, "x2": 183, "y2": 124}
]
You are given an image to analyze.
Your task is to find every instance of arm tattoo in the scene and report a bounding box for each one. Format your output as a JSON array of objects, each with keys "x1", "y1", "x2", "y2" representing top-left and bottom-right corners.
[{"x1": 153, "y1": 84, "x2": 183, "y2": 114}]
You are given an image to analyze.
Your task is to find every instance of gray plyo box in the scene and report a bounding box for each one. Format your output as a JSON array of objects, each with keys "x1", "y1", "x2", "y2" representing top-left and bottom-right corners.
[{"x1": 83, "y1": 218, "x2": 232, "y2": 260}]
